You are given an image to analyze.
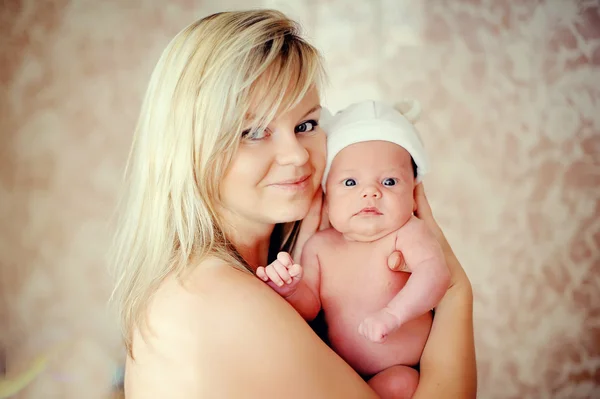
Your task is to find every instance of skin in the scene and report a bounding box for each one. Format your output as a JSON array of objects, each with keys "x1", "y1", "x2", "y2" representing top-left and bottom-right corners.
[
  {"x1": 124, "y1": 88, "x2": 477, "y2": 398},
  {"x1": 258, "y1": 141, "x2": 450, "y2": 398},
  {"x1": 327, "y1": 142, "x2": 449, "y2": 341},
  {"x1": 218, "y1": 88, "x2": 326, "y2": 268}
]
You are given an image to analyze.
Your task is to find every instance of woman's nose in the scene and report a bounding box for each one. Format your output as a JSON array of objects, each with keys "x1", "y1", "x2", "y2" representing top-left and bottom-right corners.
[
  {"x1": 275, "y1": 133, "x2": 309, "y2": 166},
  {"x1": 362, "y1": 185, "x2": 381, "y2": 199}
]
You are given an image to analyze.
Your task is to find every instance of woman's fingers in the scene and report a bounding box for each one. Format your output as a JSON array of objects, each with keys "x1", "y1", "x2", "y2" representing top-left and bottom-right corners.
[
  {"x1": 414, "y1": 183, "x2": 433, "y2": 221},
  {"x1": 414, "y1": 183, "x2": 471, "y2": 291},
  {"x1": 388, "y1": 251, "x2": 407, "y2": 272},
  {"x1": 414, "y1": 183, "x2": 444, "y2": 242}
]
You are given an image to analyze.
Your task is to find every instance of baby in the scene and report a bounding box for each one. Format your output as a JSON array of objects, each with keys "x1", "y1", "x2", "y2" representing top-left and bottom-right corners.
[{"x1": 257, "y1": 100, "x2": 450, "y2": 399}]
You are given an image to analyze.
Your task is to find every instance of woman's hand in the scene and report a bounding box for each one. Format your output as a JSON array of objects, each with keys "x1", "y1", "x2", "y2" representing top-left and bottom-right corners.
[
  {"x1": 411, "y1": 182, "x2": 477, "y2": 398},
  {"x1": 411, "y1": 183, "x2": 471, "y2": 292},
  {"x1": 388, "y1": 183, "x2": 472, "y2": 296}
]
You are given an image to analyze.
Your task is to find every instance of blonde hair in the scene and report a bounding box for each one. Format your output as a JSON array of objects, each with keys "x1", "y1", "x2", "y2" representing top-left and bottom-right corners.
[{"x1": 109, "y1": 9, "x2": 326, "y2": 354}]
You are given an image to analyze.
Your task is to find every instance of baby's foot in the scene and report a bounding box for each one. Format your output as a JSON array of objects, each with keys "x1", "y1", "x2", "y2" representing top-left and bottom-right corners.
[{"x1": 358, "y1": 308, "x2": 402, "y2": 343}]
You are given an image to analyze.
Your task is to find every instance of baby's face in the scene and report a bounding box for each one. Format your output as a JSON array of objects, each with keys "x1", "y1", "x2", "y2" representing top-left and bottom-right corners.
[{"x1": 325, "y1": 140, "x2": 416, "y2": 242}]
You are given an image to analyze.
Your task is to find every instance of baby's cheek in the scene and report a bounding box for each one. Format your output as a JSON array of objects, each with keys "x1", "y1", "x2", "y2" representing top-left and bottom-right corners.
[
  {"x1": 327, "y1": 207, "x2": 344, "y2": 231},
  {"x1": 327, "y1": 197, "x2": 351, "y2": 231}
]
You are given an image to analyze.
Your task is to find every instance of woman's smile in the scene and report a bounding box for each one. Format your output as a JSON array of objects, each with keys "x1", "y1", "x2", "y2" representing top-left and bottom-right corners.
[{"x1": 268, "y1": 173, "x2": 312, "y2": 191}]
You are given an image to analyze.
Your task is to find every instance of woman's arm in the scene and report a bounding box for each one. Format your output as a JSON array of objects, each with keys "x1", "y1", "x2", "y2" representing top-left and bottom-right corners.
[
  {"x1": 410, "y1": 184, "x2": 477, "y2": 399},
  {"x1": 415, "y1": 280, "x2": 475, "y2": 398},
  {"x1": 125, "y1": 257, "x2": 378, "y2": 399}
]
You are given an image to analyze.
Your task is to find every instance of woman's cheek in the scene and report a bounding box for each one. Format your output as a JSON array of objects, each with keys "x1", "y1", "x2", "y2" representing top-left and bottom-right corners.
[{"x1": 309, "y1": 132, "x2": 327, "y2": 173}]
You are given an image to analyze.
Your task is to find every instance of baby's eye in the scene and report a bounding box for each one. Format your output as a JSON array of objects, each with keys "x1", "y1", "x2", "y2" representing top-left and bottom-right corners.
[
  {"x1": 343, "y1": 178, "x2": 357, "y2": 187},
  {"x1": 382, "y1": 178, "x2": 397, "y2": 186},
  {"x1": 241, "y1": 128, "x2": 271, "y2": 141},
  {"x1": 295, "y1": 119, "x2": 318, "y2": 134}
]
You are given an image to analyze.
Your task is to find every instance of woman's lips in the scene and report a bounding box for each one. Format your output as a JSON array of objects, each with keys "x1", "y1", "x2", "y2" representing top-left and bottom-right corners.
[{"x1": 269, "y1": 174, "x2": 311, "y2": 191}]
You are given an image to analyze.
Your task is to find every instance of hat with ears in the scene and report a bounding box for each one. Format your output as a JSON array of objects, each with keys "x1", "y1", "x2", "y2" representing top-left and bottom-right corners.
[{"x1": 320, "y1": 99, "x2": 429, "y2": 191}]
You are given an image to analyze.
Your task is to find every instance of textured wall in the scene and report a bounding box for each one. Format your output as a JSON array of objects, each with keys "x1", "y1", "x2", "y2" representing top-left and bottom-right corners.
[{"x1": 1, "y1": 0, "x2": 598, "y2": 398}]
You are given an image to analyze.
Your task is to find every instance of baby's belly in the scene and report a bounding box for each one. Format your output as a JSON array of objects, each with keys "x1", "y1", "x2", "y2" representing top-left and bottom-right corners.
[
  {"x1": 321, "y1": 272, "x2": 433, "y2": 376},
  {"x1": 326, "y1": 307, "x2": 433, "y2": 376}
]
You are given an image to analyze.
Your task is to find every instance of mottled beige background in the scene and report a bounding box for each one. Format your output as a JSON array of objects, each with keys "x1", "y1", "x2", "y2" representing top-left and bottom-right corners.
[{"x1": 1, "y1": 0, "x2": 599, "y2": 398}]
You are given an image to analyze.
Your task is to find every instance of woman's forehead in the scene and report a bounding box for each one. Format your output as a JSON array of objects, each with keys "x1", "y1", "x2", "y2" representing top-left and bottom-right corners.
[{"x1": 244, "y1": 86, "x2": 320, "y2": 125}]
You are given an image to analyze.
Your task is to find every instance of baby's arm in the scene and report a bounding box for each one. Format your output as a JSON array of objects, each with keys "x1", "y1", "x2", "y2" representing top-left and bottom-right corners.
[
  {"x1": 359, "y1": 215, "x2": 450, "y2": 342},
  {"x1": 388, "y1": 215, "x2": 450, "y2": 323},
  {"x1": 257, "y1": 237, "x2": 322, "y2": 321},
  {"x1": 293, "y1": 237, "x2": 322, "y2": 321}
]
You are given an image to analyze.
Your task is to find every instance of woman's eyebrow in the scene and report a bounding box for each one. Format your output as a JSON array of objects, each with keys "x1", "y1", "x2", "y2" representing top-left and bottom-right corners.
[
  {"x1": 301, "y1": 105, "x2": 322, "y2": 118},
  {"x1": 244, "y1": 105, "x2": 321, "y2": 123}
]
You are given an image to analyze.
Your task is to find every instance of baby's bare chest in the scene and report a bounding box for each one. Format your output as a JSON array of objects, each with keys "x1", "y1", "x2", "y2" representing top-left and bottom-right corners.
[{"x1": 317, "y1": 235, "x2": 409, "y2": 310}]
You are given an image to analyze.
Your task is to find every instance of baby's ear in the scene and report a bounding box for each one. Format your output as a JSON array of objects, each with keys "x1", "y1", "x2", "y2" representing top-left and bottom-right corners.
[{"x1": 394, "y1": 99, "x2": 422, "y2": 124}]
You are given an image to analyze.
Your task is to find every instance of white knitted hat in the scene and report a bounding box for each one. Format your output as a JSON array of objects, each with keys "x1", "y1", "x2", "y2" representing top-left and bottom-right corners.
[{"x1": 320, "y1": 99, "x2": 428, "y2": 191}]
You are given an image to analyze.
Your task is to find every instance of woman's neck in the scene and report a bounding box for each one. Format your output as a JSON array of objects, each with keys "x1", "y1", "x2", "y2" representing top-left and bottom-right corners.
[{"x1": 224, "y1": 220, "x2": 274, "y2": 272}]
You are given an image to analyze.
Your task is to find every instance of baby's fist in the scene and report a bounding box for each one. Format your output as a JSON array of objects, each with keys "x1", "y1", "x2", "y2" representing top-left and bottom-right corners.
[{"x1": 256, "y1": 252, "x2": 303, "y2": 298}]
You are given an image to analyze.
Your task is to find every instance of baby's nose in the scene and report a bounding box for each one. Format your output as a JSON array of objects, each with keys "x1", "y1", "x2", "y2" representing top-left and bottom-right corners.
[{"x1": 362, "y1": 186, "x2": 381, "y2": 199}]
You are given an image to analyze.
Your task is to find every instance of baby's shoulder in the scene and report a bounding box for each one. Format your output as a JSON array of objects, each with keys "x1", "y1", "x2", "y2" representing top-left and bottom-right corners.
[{"x1": 304, "y1": 228, "x2": 343, "y2": 251}]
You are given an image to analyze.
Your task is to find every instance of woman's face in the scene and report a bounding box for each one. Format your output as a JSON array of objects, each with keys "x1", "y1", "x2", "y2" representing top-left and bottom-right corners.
[{"x1": 220, "y1": 87, "x2": 326, "y2": 229}]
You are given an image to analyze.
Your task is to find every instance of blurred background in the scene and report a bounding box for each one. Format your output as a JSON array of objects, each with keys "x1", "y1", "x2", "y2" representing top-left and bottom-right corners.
[{"x1": 1, "y1": 0, "x2": 599, "y2": 398}]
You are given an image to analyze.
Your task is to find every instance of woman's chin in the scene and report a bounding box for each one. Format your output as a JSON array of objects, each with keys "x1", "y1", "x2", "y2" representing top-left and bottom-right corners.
[{"x1": 270, "y1": 203, "x2": 311, "y2": 224}]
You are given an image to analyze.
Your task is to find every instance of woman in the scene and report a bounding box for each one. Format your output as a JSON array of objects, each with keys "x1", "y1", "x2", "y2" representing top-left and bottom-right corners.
[{"x1": 110, "y1": 9, "x2": 476, "y2": 398}]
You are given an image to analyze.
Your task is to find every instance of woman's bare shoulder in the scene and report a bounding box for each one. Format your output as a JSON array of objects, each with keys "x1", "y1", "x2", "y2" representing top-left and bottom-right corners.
[
  {"x1": 137, "y1": 256, "x2": 268, "y2": 349},
  {"x1": 126, "y1": 256, "x2": 376, "y2": 398}
]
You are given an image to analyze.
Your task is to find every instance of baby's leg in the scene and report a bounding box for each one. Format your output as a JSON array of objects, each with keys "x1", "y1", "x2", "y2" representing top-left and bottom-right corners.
[{"x1": 367, "y1": 365, "x2": 419, "y2": 399}]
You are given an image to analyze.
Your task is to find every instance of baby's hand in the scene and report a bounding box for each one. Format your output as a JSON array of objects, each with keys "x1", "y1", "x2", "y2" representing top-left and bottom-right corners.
[
  {"x1": 358, "y1": 308, "x2": 402, "y2": 343},
  {"x1": 256, "y1": 252, "x2": 303, "y2": 298}
]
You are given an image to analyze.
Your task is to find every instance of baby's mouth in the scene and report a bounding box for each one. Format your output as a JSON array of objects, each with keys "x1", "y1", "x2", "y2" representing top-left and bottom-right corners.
[{"x1": 355, "y1": 207, "x2": 383, "y2": 216}]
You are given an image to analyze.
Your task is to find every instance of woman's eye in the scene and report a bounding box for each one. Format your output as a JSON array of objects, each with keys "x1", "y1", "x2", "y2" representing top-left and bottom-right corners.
[
  {"x1": 382, "y1": 178, "x2": 397, "y2": 186},
  {"x1": 295, "y1": 119, "x2": 318, "y2": 134},
  {"x1": 343, "y1": 178, "x2": 357, "y2": 187},
  {"x1": 241, "y1": 128, "x2": 270, "y2": 141}
]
